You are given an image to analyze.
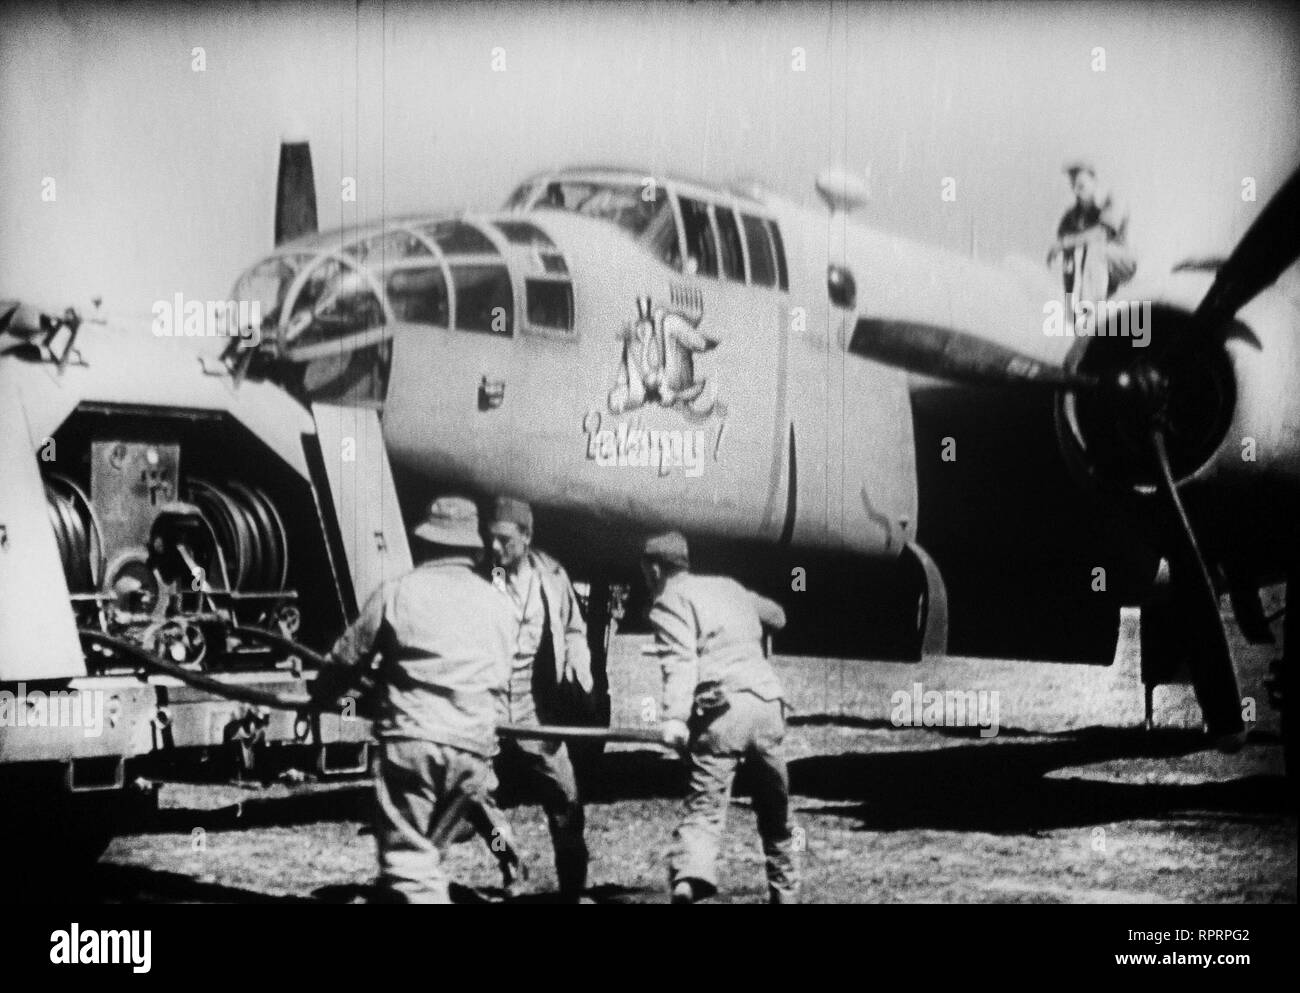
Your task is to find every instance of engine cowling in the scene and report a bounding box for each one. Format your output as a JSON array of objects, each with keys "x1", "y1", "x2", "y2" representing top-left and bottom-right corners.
[{"x1": 1055, "y1": 303, "x2": 1238, "y2": 497}]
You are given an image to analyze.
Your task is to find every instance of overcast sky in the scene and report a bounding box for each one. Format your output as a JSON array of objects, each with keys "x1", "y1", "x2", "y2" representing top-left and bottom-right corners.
[{"x1": 2, "y1": 0, "x2": 1297, "y2": 320}]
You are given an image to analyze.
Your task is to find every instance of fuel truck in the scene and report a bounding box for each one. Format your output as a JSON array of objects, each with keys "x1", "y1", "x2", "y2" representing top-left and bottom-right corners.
[{"x1": 0, "y1": 300, "x2": 412, "y2": 862}]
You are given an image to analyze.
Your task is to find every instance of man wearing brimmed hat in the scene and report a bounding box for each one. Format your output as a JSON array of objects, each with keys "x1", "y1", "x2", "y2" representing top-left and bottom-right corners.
[
  {"x1": 1047, "y1": 160, "x2": 1137, "y2": 328},
  {"x1": 312, "y1": 495, "x2": 515, "y2": 904},
  {"x1": 640, "y1": 530, "x2": 800, "y2": 904},
  {"x1": 482, "y1": 495, "x2": 593, "y2": 900}
]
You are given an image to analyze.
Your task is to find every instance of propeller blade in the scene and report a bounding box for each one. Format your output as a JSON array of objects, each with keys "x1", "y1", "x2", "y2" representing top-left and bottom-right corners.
[
  {"x1": 1195, "y1": 165, "x2": 1300, "y2": 329},
  {"x1": 274, "y1": 137, "x2": 317, "y2": 246},
  {"x1": 1149, "y1": 429, "x2": 1245, "y2": 745},
  {"x1": 0, "y1": 301, "x2": 47, "y2": 337},
  {"x1": 848, "y1": 318, "x2": 1100, "y2": 391}
]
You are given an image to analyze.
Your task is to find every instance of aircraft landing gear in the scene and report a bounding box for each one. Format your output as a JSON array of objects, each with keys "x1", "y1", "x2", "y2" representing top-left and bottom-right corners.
[
  {"x1": 570, "y1": 579, "x2": 623, "y2": 793},
  {"x1": 1139, "y1": 556, "x2": 1219, "y2": 734},
  {"x1": 1140, "y1": 558, "x2": 1175, "y2": 731}
]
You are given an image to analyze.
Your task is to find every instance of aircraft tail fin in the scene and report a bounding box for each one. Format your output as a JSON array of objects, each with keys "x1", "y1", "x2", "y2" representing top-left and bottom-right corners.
[{"x1": 275, "y1": 137, "x2": 317, "y2": 246}]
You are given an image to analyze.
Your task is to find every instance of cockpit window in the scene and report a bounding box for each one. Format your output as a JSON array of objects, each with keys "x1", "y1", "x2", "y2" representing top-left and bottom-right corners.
[
  {"x1": 349, "y1": 229, "x2": 433, "y2": 264},
  {"x1": 232, "y1": 254, "x2": 314, "y2": 332},
  {"x1": 504, "y1": 183, "x2": 537, "y2": 211},
  {"x1": 532, "y1": 181, "x2": 671, "y2": 238},
  {"x1": 451, "y1": 264, "x2": 513, "y2": 336},
  {"x1": 493, "y1": 220, "x2": 557, "y2": 249},
  {"x1": 646, "y1": 210, "x2": 680, "y2": 270},
  {"x1": 741, "y1": 214, "x2": 776, "y2": 288},
  {"x1": 525, "y1": 279, "x2": 574, "y2": 332},
  {"x1": 386, "y1": 266, "x2": 449, "y2": 326},
  {"x1": 678, "y1": 197, "x2": 718, "y2": 277},
  {"x1": 421, "y1": 221, "x2": 499, "y2": 256},
  {"x1": 769, "y1": 221, "x2": 789, "y2": 291},
  {"x1": 714, "y1": 205, "x2": 745, "y2": 282},
  {"x1": 285, "y1": 258, "x2": 384, "y2": 349}
]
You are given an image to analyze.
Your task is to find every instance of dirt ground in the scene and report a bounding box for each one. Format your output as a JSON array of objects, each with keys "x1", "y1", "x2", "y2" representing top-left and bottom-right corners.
[{"x1": 79, "y1": 611, "x2": 1294, "y2": 903}]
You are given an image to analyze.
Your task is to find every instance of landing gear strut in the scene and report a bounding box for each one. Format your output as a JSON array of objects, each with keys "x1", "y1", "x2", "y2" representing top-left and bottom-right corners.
[{"x1": 570, "y1": 579, "x2": 623, "y2": 791}]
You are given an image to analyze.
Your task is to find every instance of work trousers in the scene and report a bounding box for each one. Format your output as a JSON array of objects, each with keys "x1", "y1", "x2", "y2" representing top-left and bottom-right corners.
[
  {"x1": 490, "y1": 736, "x2": 589, "y2": 896},
  {"x1": 670, "y1": 691, "x2": 800, "y2": 903},
  {"x1": 373, "y1": 737, "x2": 497, "y2": 904}
]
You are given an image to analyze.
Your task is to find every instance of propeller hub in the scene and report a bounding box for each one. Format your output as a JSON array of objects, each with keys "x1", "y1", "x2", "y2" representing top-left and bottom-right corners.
[
  {"x1": 1125, "y1": 361, "x2": 1172, "y2": 423},
  {"x1": 1056, "y1": 305, "x2": 1237, "y2": 495}
]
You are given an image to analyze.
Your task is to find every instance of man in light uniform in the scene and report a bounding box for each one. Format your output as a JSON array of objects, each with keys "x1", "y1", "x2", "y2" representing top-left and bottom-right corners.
[
  {"x1": 486, "y1": 496, "x2": 593, "y2": 899},
  {"x1": 641, "y1": 531, "x2": 800, "y2": 904},
  {"x1": 312, "y1": 496, "x2": 514, "y2": 904},
  {"x1": 1046, "y1": 160, "x2": 1138, "y2": 332}
]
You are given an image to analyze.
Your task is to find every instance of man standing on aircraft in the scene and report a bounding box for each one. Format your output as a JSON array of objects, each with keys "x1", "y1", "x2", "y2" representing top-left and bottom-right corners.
[
  {"x1": 485, "y1": 496, "x2": 593, "y2": 900},
  {"x1": 1046, "y1": 161, "x2": 1138, "y2": 330},
  {"x1": 310, "y1": 496, "x2": 515, "y2": 904},
  {"x1": 641, "y1": 531, "x2": 800, "y2": 904}
]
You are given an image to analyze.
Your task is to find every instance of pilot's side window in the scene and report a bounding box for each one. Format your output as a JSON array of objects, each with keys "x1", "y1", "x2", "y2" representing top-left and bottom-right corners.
[
  {"x1": 714, "y1": 206, "x2": 745, "y2": 282},
  {"x1": 678, "y1": 197, "x2": 718, "y2": 277},
  {"x1": 644, "y1": 202, "x2": 681, "y2": 271},
  {"x1": 741, "y1": 214, "x2": 777, "y2": 288},
  {"x1": 525, "y1": 279, "x2": 574, "y2": 332},
  {"x1": 451, "y1": 265, "x2": 513, "y2": 336},
  {"x1": 386, "y1": 266, "x2": 449, "y2": 326}
]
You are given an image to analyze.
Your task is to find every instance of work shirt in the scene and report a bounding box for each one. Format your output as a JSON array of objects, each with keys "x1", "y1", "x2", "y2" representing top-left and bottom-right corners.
[
  {"x1": 324, "y1": 556, "x2": 514, "y2": 757},
  {"x1": 1057, "y1": 193, "x2": 1129, "y2": 244},
  {"x1": 488, "y1": 549, "x2": 594, "y2": 726},
  {"x1": 501, "y1": 558, "x2": 546, "y2": 725},
  {"x1": 1057, "y1": 193, "x2": 1137, "y2": 300},
  {"x1": 649, "y1": 572, "x2": 787, "y2": 723}
]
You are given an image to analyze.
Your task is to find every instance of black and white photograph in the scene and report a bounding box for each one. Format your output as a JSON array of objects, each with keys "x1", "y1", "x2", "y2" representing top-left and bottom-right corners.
[{"x1": 1, "y1": 0, "x2": 1296, "y2": 938}]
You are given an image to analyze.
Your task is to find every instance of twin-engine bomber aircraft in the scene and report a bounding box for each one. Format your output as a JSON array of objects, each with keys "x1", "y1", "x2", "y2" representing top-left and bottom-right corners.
[
  {"x1": 238, "y1": 142, "x2": 1298, "y2": 754},
  {"x1": 2, "y1": 143, "x2": 1296, "y2": 857}
]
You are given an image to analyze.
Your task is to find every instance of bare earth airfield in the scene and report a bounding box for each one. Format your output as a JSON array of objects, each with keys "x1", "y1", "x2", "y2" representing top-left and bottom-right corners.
[{"x1": 71, "y1": 613, "x2": 1295, "y2": 904}]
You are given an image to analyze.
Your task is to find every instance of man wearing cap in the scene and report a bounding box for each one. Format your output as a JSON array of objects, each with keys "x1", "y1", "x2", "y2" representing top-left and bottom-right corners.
[
  {"x1": 641, "y1": 530, "x2": 800, "y2": 904},
  {"x1": 311, "y1": 496, "x2": 515, "y2": 904},
  {"x1": 1047, "y1": 161, "x2": 1138, "y2": 328},
  {"x1": 484, "y1": 495, "x2": 592, "y2": 899}
]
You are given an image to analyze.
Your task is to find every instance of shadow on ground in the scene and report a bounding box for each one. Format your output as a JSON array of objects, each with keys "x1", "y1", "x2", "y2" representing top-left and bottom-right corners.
[
  {"x1": 309, "y1": 881, "x2": 661, "y2": 905},
  {"x1": 789, "y1": 725, "x2": 1290, "y2": 832},
  {"x1": 21, "y1": 863, "x2": 313, "y2": 904},
  {"x1": 94, "y1": 725, "x2": 1291, "y2": 839}
]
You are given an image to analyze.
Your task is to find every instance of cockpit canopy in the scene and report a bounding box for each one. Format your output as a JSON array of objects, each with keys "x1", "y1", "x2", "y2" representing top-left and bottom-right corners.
[
  {"x1": 506, "y1": 168, "x2": 788, "y2": 291},
  {"x1": 506, "y1": 177, "x2": 668, "y2": 236},
  {"x1": 230, "y1": 166, "x2": 788, "y2": 374},
  {"x1": 231, "y1": 218, "x2": 574, "y2": 357}
]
